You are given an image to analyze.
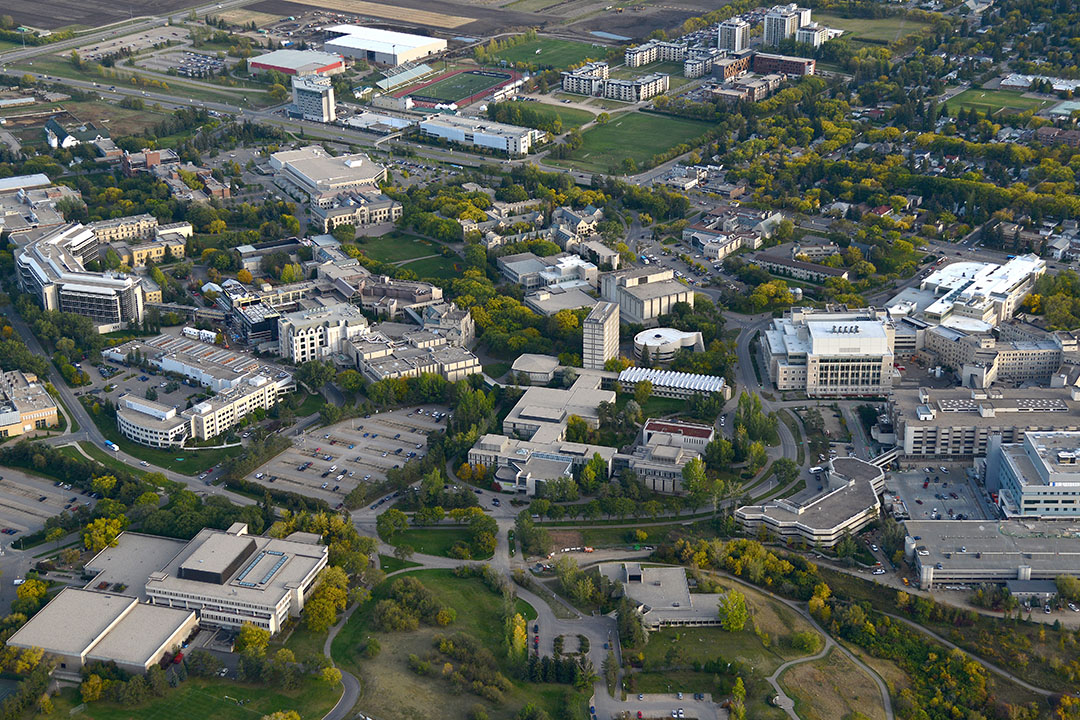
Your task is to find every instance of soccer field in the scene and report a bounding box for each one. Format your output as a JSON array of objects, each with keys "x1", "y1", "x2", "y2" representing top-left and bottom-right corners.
[
  {"x1": 408, "y1": 71, "x2": 508, "y2": 103},
  {"x1": 814, "y1": 13, "x2": 930, "y2": 43},
  {"x1": 562, "y1": 112, "x2": 713, "y2": 174},
  {"x1": 493, "y1": 38, "x2": 606, "y2": 70},
  {"x1": 947, "y1": 89, "x2": 1051, "y2": 115}
]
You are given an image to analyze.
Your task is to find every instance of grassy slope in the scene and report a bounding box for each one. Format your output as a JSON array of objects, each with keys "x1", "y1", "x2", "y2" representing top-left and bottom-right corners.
[{"x1": 563, "y1": 112, "x2": 712, "y2": 173}]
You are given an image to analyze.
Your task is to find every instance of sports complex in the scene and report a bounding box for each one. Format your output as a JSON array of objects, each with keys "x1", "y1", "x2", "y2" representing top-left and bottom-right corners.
[{"x1": 395, "y1": 68, "x2": 521, "y2": 107}]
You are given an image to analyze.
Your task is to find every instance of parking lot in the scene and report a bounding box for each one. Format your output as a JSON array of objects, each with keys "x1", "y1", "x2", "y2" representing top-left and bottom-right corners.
[
  {"x1": 76, "y1": 357, "x2": 208, "y2": 416},
  {"x1": 248, "y1": 406, "x2": 450, "y2": 506},
  {"x1": 138, "y1": 50, "x2": 229, "y2": 77},
  {"x1": 64, "y1": 27, "x2": 190, "y2": 62},
  {"x1": 886, "y1": 465, "x2": 991, "y2": 522},
  {"x1": 0, "y1": 469, "x2": 97, "y2": 538}
]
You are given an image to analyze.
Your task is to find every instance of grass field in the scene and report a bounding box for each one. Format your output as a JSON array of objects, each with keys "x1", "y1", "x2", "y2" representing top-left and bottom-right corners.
[
  {"x1": 561, "y1": 112, "x2": 712, "y2": 174},
  {"x1": 498, "y1": 100, "x2": 595, "y2": 129},
  {"x1": 409, "y1": 70, "x2": 509, "y2": 103},
  {"x1": 331, "y1": 569, "x2": 570, "y2": 720},
  {"x1": 815, "y1": 13, "x2": 930, "y2": 43},
  {"x1": 77, "y1": 441, "x2": 146, "y2": 477},
  {"x1": 946, "y1": 88, "x2": 1052, "y2": 115},
  {"x1": 378, "y1": 553, "x2": 421, "y2": 573},
  {"x1": 492, "y1": 38, "x2": 606, "y2": 70},
  {"x1": 45, "y1": 676, "x2": 337, "y2": 720},
  {"x1": 399, "y1": 254, "x2": 462, "y2": 282},
  {"x1": 359, "y1": 231, "x2": 443, "y2": 264},
  {"x1": 779, "y1": 649, "x2": 886, "y2": 720},
  {"x1": 390, "y1": 528, "x2": 494, "y2": 560}
]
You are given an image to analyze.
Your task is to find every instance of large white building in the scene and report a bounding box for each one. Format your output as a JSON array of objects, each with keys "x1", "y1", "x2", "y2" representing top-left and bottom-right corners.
[
  {"x1": 634, "y1": 327, "x2": 704, "y2": 364},
  {"x1": 292, "y1": 75, "x2": 336, "y2": 123},
  {"x1": 270, "y1": 145, "x2": 387, "y2": 201},
  {"x1": 277, "y1": 303, "x2": 369, "y2": 364},
  {"x1": 600, "y1": 267, "x2": 694, "y2": 327},
  {"x1": 419, "y1": 116, "x2": 544, "y2": 156},
  {"x1": 583, "y1": 302, "x2": 619, "y2": 370},
  {"x1": 764, "y1": 308, "x2": 895, "y2": 396},
  {"x1": 718, "y1": 19, "x2": 750, "y2": 52},
  {"x1": 888, "y1": 255, "x2": 1045, "y2": 331},
  {"x1": 17, "y1": 223, "x2": 147, "y2": 330},
  {"x1": 763, "y1": 4, "x2": 812, "y2": 46},
  {"x1": 987, "y1": 431, "x2": 1080, "y2": 518},
  {"x1": 323, "y1": 25, "x2": 446, "y2": 66}
]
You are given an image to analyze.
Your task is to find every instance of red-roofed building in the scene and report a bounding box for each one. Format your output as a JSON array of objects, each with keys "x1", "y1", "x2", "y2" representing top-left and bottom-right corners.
[{"x1": 642, "y1": 418, "x2": 715, "y2": 448}]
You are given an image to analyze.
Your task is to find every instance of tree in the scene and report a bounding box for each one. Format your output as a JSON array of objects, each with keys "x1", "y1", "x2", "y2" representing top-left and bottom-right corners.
[
  {"x1": 565, "y1": 414, "x2": 589, "y2": 443},
  {"x1": 46, "y1": 526, "x2": 64, "y2": 550},
  {"x1": 237, "y1": 269, "x2": 253, "y2": 284},
  {"x1": 296, "y1": 360, "x2": 335, "y2": 391},
  {"x1": 377, "y1": 508, "x2": 409, "y2": 541},
  {"x1": 633, "y1": 379, "x2": 653, "y2": 405},
  {"x1": 773, "y1": 458, "x2": 799, "y2": 486},
  {"x1": 337, "y1": 369, "x2": 365, "y2": 393},
  {"x1": 262, "y1": 713, "x2": 301, "y2": 720},
  {"x1": 83, "y1": 517, "x2": 125, "y2": 552},
  {"x1": 320, "y1": 667, "x2": 342, "y2": 685},
  {"x1": 268, "y1": 83, "x2": 289, "y2": 102},
  {"x1": 393, "y1": 544, "x2": 415, "y2": 563},
  {"x1": 717, "y1": 590, "x2": 749, "y2": 631},
  {"x1": 235, "y1": 622, "x2": 271, "y2": 657}
]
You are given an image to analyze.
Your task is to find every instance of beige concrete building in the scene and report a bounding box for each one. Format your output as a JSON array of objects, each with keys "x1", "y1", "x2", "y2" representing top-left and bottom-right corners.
[
  {"x1": 583, "y1": 301, "x2": 619, "y2": 370},
  {"x1": 600, "y1": 267, "x2": 694, "y2": 327},
  {"x1": 0, "y1": 371, "x2": 58, "y2": 438},
  {"x1": 89, "y1": 213, "x2": 158, "y2": 243}
]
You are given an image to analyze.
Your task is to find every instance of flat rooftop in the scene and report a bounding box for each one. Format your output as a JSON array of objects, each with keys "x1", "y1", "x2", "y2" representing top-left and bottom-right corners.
[
  {"x1": 86, "y1": 603, "x2": 195, "y2": 666},
  {"x1": 892, "y1": 385, "x2": 1080, "y2": 428},
  {"x1": 906, "y1": 519, "x2": 1080, "y2": 573},
  {"x1": 85, "y1": 532, "x2": 188, "y2": 601},
  {"x1": 8, "y1": 588, "x2": 135, "y2": 657}
]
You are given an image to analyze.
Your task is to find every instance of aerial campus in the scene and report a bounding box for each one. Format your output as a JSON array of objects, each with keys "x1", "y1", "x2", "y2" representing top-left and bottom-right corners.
[{"x1": 2, "y1": 0, "x2": 1080, "y2": 720}]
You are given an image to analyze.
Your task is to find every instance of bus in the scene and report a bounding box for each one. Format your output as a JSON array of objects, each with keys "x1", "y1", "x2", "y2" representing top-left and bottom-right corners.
[{"x1": 104, "y1": 440, "x2": 119, "y2": 452}]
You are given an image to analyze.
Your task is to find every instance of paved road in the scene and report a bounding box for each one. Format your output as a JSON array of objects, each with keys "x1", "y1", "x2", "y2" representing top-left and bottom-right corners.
[{"x1": 321, "y1": 602, "x2": 362, "y2": 720}]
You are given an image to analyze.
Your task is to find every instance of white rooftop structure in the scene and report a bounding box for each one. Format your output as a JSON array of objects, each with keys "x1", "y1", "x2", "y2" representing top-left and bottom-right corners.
[
  {"x1": 323, "y1": 25, "x2": 447, "y2": 66},
  {"x1": 916, "y1": 254, "x2": 1044, "y2": 327},
  {"x1": 618, "y1": 366, "x2": 727, "y2": 398}
]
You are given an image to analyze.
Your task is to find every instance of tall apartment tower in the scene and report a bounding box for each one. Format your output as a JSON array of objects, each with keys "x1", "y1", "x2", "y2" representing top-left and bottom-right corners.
[
  {"x1": 763, "y1": 4, "x2": 809, "y2": 46},
  {"x1": 292, "y1": 75, "x2": 336, "y2": 123},
  {"x1": 583, "y1": 302, "x2": 620, "y2": 370},
  {"x1": 718, "y1": 18, "x2": 750, "y2": 52}
]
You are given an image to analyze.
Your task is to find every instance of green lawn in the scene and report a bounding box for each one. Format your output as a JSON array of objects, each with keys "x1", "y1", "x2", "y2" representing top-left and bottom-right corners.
[
  {"x1": 814, "y1": 13, "x2": 930, "y2": 43},
  {"x1": 561, "y1": 112, "x2": 713, "y2": 174},
  {"x1": 615, "y1": 392, "x2": 687, "y2": 418},
  {"x1": 81, "y1": 400, "x2": 245, "y2": 475},
  {"x1": 497, "y1": 100, "x2": 595, "y2": 129},
  {"x1": 295, "y1": 391, "x2": 325, "y2": 417},
  {"x1": 279, "y1": 622, "x2": 329, "y2": 663},
  {"x1": 359, "y1": 231, "x2": 444, "y2": 263},
  {"x1": 399, "y1": 254, "x2": 463, "y2": 282},
  {"x1": 77, "y1": 441, "x2": 147, "y2": 477},
  {"x1": 408, "y1": 71, "x2": 507, "y2": 103},
  {"x1": 946, "y1": 88, "x2": 1052, "y2": 116},
  {"x1": 492, "y1": 38, "x2": 606, "y2": 70},
  {"x1": 390, "y1": 528, "x2": 494, "y2": 560},
  {"x1": 331, "y1": 569, "x2": 561, "y2": 720},
  {"x1": 379, "y1": 553, "x2": 421, "y2": 573},
  {"x1": 483, "y1": 362, "x2": 512, "y2": 380},
  {"x1": 580, "y1": 520, "x2": 715, "y2": 548},
  {"x1": 44, "y1": 676, "x2": 338, "y2": 720}
]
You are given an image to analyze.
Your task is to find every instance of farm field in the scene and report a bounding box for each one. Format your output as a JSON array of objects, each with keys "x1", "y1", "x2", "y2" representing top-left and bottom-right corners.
[
  {"x1": 359, "y1": 231, "x2": 444, "y2": 264},
  {"x1": 496, "y1": 100, "x2": 596, "y2": 129},
  {"x1": 779, "y1": 650, "x2": 887, "y2": 720},
  {"x1": 946, "y1": 88, "x2": 1052, "y2": 115},
  {"x1": 331, "y1": 569, "x2": 575, "y2": 720},
  {"x1": 43, "y1": 676, "x2": 337, "y2": 720},
  {"x1": 560, "y1": 112, "x2": 712, "y2": 173},
  {"x1": 408, "y1": 70, "x2": 510, "y2": 103},
  {"x1": 1, "y1": 0, "x2": 208, "y2": 30},
  {"x1": 492, "y1": 38, "x2": 607, "y2": 70},
  {"x1": 815, "y1": 13, "x2": 930, "y2": 43}
]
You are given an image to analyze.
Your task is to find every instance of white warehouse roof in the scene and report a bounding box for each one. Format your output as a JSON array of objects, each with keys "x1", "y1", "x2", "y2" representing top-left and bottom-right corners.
[
  {"x1": 324, "y1": 25, "x2": 446, "y2": 54},
  {"x1": 619, "y1": 367, "x2": 726, "y2": 394}
]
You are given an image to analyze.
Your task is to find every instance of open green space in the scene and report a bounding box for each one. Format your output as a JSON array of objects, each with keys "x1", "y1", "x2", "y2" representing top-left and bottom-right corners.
[
  {"x1": 278, "y1": 622, "x2": 329, "y2": 663},
  {"x1": 59, "y1": 99, "x2": 168, "y2": 136},
  {"x1": 814, "y1": 13, "x2": 930, "y2": 43},
  {"x1": 946, "y1": 88, "x2": 1052, "y2": 116},
  {"x1": 615, "y1": 392, "x2": 688, "y2": 418},
  {"x1": 80, "y1": 399, "x2": 244, "y2": 475},
  {"x1": 390, "y1": 527, "x2": 494, "y2": 560},
  {"x1": 76, "y1": 441, "x2": 146, "y2": 477},
  {"x1": 559, "y1": 112, "x2": 713, "y2": 174},
  {"x1": 399, "y1": 254, "x2": 462, "y2": 282},
  {"x1": 408, "y1": 71, "x2": 507, "y2": 103},
  {"x1": 779, "y1": 649, "x2": 887, "y2": 720},
  {"x1": 378, "y1": 553, "x2": 421, "y2": 573},
  {"x1": 295, "y1": 391, "x2": 325, "y2": 418},
  {"x1": 359, "y1": 231, "x2": 443, "y2": 264},
  {"x1": 578, "y1": 519, "x2": 715, "y2": 548},
  {"x1": 483, "y1": 362, "x2": 512, "y2": 380},
  {"x1": 490, "y1": 38, "x2": 605, "y2": 70},
  {"x1": 332, "y1": 569, "x2": 566, "y2": 720},
  {"x1": 44, "y1": 676, "x2": 338, "y2": 720},
  {"x1": 497, "y1": 100, "x2": 595, "y2": 129}
]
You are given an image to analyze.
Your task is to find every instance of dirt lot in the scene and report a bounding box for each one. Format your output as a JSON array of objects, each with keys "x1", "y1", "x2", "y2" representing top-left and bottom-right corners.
[
  {"x1": 0, "y1": 469, "x2": 97, "y2": 537},
  {"x1": 779, "y1": 649, "x2": 886, "y2": 720},
  {"x1": 249, "y1": 406, "x2": 448, "y2": 506},
  {"x1": 65, "y1": 27, "x2": 190, "y2": 62},
  {"x1": 564, "y1": 0, "x2": 734, "y2": 36},
  {"x1": 250, "y1": 0, "x2": 549, "y2": 34},
  {"x1": 5, "y1": 0, "x2": 205, "y2": 31}
]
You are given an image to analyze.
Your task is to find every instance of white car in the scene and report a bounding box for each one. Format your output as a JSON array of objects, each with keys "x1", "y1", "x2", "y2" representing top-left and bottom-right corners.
[{"x1": 140, "y1": 461, "x2": 149, "y2": 467}]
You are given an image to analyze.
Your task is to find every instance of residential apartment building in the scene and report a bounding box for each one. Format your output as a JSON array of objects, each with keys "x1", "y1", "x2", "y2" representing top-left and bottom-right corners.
[
  {"x1": 751, "y1": 52, "x2": 816, "y2": 76},
  {"x1": 795, "y1": 23, "x2": 827, "y2": 47},
  {"x1": 0, "y1": 371, "x2": 58, "y2": 438},
  {"x1": 291, "y1": 75, "x2": 336, "y2": 123},
  {"x1": 888, "y1": 385, "x2": 1080, "y2": 459},
  {"x1": 987, "y1": 431, "x2": 1080, "y2": 518},
  {"x1": 623, "y1": 41, "x2": 686, "y2": 67},
  {"x1": 583, "y1": 301, "x2": 619, "y2": 370},
  {"x1": 718, "y1": 19, "x2": 750, "y2": 52},
  {"x1": 418, "y1": 116, "x2": 544, "y2": 156},
  {"x1": 561, "y1": 61, "x2": 609, "y2": 95},
  {"x1": 763, "y1": 308, "x2": 895, "y2": 396},
  {"x1": 600, "y1": 267, "x2": 694, "y2": 326},
  {"x1": 763, "y1": 4, "x2": 811, "y2": 46},
  {"x1": 277, "y1": 303, "x2": 370, "y2": 363},
  {"x1": 603, "y1": 73, "x2": 669, "y2": 102}
]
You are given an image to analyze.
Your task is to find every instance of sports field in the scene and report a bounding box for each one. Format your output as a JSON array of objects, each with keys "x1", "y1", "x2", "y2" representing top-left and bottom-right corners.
[
  {"x1": 562, "y1": 111, "x2": 712, "y2": 174},
  {"x1": 408, "y1": 70, "x2": 510, "y2": 103},
  {"x1": 493, "y1": 38, "x2": 606, "y2": 70},
  {"x1": 498, "y1": 100, "x2": 595, "y2": 129},
  {"x1": 815, "y1": 13, "x2": 930, "y2": 43},
  {"x1": 947, "y1": 88, "x2": 1051, "y2": 115}
]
